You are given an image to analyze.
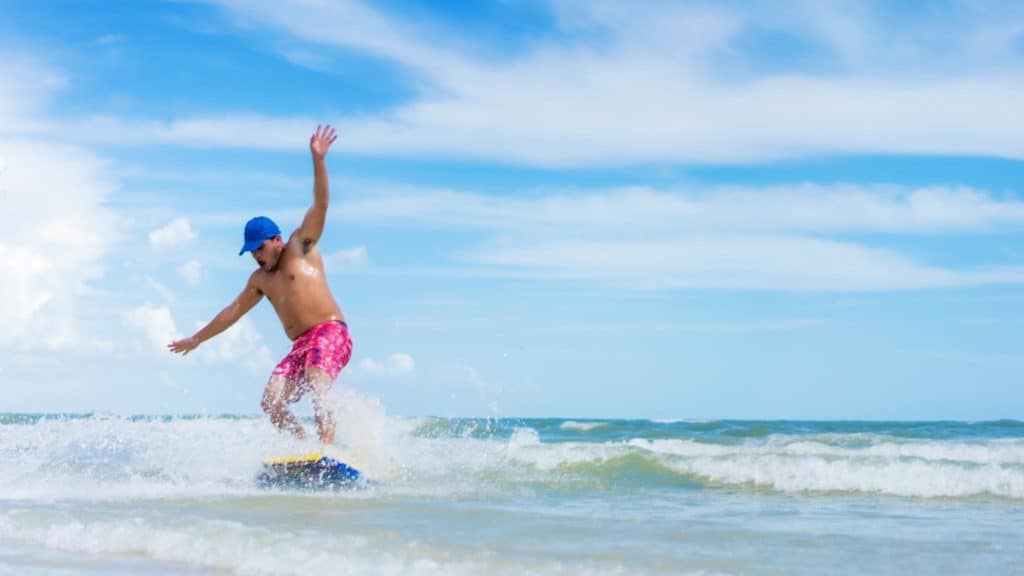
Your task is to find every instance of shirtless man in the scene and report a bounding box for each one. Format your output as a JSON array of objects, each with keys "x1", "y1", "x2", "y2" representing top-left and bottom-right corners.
[{"x1": 168, "y1": 125, "x2": 351, "y2": 445}]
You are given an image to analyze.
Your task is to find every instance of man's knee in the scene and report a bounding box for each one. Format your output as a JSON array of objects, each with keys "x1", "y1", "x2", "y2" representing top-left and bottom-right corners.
[
  {"x1": 304, "y1": 368, "x2": 334, "y2": 391},
  {"x1": 261, "y1": 378, "x2": 287, "y2": 414},
  {"x1": 260, "y1": 394, "x2": 278, "y2": 415}
]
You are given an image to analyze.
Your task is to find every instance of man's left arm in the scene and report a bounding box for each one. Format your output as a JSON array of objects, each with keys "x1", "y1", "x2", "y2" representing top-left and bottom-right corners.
[{"x1": 298, "y1": 124, "x2": 338, "y2": 251}]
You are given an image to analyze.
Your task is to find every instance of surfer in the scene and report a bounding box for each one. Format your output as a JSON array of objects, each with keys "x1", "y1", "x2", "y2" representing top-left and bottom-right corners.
[{"x1": 168, "y1": 125, "x2": 351, "y2": 446}]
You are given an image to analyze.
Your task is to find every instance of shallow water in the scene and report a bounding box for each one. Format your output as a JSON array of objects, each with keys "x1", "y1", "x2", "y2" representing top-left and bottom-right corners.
[{"x1": 1, "y1": 400, "x2": 1021, "y2": 575}]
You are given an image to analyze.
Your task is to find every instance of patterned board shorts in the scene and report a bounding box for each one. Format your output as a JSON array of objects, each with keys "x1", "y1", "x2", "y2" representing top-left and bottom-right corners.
[{"x1": 271, "y1": 320, "x2": 353, "y2": 401}]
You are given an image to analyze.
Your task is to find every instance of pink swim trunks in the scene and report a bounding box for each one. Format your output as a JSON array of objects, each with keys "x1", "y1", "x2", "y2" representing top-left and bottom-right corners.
[{"x1": 271, "y1": 321, "x2": 353, "y2": 394}]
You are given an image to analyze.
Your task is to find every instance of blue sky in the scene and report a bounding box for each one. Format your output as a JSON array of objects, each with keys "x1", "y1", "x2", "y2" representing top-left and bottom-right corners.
[{"x1": 1, "y1": 0, "x2": 1023, "y2": 419}]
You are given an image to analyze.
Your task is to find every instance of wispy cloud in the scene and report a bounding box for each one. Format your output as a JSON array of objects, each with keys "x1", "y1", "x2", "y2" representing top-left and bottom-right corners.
[
  {"x1": 122, "y1": 304, "x2": 180, "y2": 352},
  {"x1": 327, "y1": 245, "x2": 369, "y2": 269},
  {"x1": 82, "y1": 0, "x2": 1012, "y2": 165},
  {"x1": 177, "y1": 179, "x2": 1024, "y2": 292},
  {"x1": 151, "y1": 175, "x2": 1024, "y2": 237},
  {"x1": 333, "y1": 183, "x2": 1024, "y2": 235},
  {"x1": 355, "y1": 353, "x2": 415, "y2": 378},
  {"x1": 70, "y1": 114, "x2": 314, "y2": 151},
  {"x1": 0, "y1": 138, "x2": 119, "y2": 350},
  {"x1": 197, "y1": 317, "x2": 275, "y2": 377},
  {"x1": 0, "y1": 56, "x2": 65, "y2": 133},
  {"x1": 207, "y1": 0, "x2": 465, "y2": 76},
  {"x1": 375, "y1": 183, "x2": 1024, "y2": 291},
  {"x1": 146, "y1": 277, "x2": 177, "y2": 303},
  {"x1": 7, "y1": 1, "x2": 1022, "y2": 166},
  {"x1": 89, "y1": 34, "x2": 125, "y2": 47},
  {"x1": 149, "y1": 218, "x2": 198, "y2": 248},
  {"x1": 464, "y1": 236, "x2": 1024, "y2": 292},
  {"x1": 177, "y1": 260, "x2": 203, "y2": 286}
]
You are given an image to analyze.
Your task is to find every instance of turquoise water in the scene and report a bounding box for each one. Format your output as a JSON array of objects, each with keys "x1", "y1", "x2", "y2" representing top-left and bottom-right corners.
[{"x1": 1, "y1": 400, "x2": 1021, "y2": 574}]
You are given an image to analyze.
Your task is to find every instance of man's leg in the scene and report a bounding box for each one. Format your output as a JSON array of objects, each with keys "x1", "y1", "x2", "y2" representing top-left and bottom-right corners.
[
  {"x1": 305, "y1": 367, "x2": 336, "y2": 445},
  {"x1": 261, "y1": 375, "x2": 306, "y2": 439}
]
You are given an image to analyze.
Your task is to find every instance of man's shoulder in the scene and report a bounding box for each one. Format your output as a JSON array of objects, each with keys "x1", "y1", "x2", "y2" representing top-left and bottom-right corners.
[{"x1": 246, "y1": 268, "x2": 266, "y2": 288}]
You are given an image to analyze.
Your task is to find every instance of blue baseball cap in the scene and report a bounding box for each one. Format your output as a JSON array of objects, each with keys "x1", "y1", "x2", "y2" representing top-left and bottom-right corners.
[{"x1": 239, "y1": 216, "x2": 281, "y2": 255}]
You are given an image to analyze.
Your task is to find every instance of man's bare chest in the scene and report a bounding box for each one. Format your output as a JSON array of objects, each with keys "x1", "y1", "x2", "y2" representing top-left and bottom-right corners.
[{"x1": 258, "y1": 259, "x2": 324, "y2": 301}]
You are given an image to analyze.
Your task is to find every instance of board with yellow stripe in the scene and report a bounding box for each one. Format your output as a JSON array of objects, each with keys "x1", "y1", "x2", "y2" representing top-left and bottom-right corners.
[{"x1": 256, "y1": 453, "x2": 361, "y2": 489}]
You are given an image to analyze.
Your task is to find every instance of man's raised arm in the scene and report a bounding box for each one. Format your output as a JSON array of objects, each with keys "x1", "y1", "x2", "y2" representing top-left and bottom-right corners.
[
  {"x1": 167, "y1": 277, "x2": 263, "y2": 355},
  {"x1": 297, "y1": 124, "x2": 338, "y2": 250}
]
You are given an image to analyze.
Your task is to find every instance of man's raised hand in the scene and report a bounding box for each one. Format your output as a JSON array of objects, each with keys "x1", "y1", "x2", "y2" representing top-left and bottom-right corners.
[{"x1": 310, "y1": 124, "x2": 338, "y2": 159}]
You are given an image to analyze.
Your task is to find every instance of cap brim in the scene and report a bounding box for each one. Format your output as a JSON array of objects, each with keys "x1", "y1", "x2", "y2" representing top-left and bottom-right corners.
[{"x1": 239, "y1": 240, "x2": 262, "y2": 256}]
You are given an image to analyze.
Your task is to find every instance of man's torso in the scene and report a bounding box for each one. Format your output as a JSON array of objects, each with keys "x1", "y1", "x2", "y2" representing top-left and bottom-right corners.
[{"x1": 253, "y1": 239, "x2": 344, "y2": 340}]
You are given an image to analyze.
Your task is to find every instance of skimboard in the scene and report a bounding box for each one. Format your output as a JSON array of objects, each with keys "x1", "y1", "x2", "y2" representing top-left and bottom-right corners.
[{"x1": 255, "y1": 453, "x2": 361, "y2": 490}]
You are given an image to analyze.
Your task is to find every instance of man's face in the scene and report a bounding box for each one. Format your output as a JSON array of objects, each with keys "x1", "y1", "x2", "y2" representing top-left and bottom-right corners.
[{"x1": 252, "y1": 237, "x2": 282, "y2": 271}]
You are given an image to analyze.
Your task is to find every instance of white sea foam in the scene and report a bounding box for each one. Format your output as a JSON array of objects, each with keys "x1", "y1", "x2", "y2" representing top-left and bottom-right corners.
[
  {"x1": 0, "y1": 413, "x2": 310, "y2": 499},
  {"x1": 673, "y1": 454, "x2": 1023, "y2": 499},
  {"x1": 501, "y1": 435, "x2": 1024, "y2": 499},
  {"x1": 0, "y1": 389, "x2": 440, "y2": 501},
  {"x1": 629, "y1": 436, "x2": 1024, "y2": 465},
  {"x1": 0, "y1": 514, "x2": 477, "y2": 575},
  {"x1": 3, "y1": 411, "x2": 1021, "y2": 575},
  {"x1": 507, "y1": 436, "x2": 629, "y2": 472},
  {"x1": 509, "y1": 427, "x2": 540, "y2": 447},
  {"x1": 625, "y1": 437, "x2": 1024, "y2": 498},
  {"x1": 2, "y1": 410, "x2": 1022, "y2": 503},
  {"x1": 560, "y1": 421, "x2": 609, "y2": 432},
  {"x1": 330, "y1": 387, "x2": 416, "y2": 479},
  {"x1": 0, "y1": 512, "x2": 670, "y2": 576}
]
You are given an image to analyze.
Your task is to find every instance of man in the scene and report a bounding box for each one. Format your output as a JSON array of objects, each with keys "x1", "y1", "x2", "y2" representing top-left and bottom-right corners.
[{"x1": 168, "y1": 124, "x2": 351, "y2": 445}]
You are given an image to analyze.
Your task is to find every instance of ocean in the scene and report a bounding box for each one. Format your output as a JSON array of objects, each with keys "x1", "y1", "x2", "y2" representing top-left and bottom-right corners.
[{"x1": 1, "y1": 394, "x2": 1021, "y2": 575}]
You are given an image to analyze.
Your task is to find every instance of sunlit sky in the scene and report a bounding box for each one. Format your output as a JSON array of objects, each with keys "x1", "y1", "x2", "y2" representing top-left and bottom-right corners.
[{"x1": 2, "y1": 0, "x2": 1023, "y2": 419}]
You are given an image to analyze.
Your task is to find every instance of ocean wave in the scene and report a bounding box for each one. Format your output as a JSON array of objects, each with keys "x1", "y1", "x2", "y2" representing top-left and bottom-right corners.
[
  {"x1": 503, "y1": 436, "x2": 1024, "y2": 499},
  {"x1": 0, "y1": 512, "x2": 690, "y2": 576},
  {"x1": 2, "y1": 412, "x2": 1023, "y2": 502},
  {"x1": 663, "y1": 453, "x2": 1023, "y2": 499},
  {"x1": 631, "y1": 436, "x2": 1024, "y2": 465},
  {"x1": 559, "y1": 421, "x2": 610, "y2": 432}
]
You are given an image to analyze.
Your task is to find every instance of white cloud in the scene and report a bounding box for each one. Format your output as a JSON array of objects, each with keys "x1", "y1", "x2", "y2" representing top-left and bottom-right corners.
[
  {"x1": 6, "y1": 2, "x2": 1019, "y2": 165},
  {"x1": 107, "y1": 0, "x2": 1016, "y2": 166},
  {"x1": 89, "y1": 34, "x2": 125, "y2": 47},
  {"x1": 177, "y1": 260, "x2": 202, "y2": 285},
  {"x1": 337, "y1": 183, "x2": 1024, "y2": 235},
  {"x1": 327, "y1": 182, "x2": 1024, "y2": 292},
  {"x1": 122, "y1": 304, "x2": 180, "y2": 352},
  {"x1": 0, "y1": 52, "x2": 124, "y2": 353},
  {"x1": 206, "y1": 0, "x2": 460, "y2": 76},
  {"x1": 198, "y1": 317, "x2": 275, "y2": 377},
  {"x1": 146, "y1": 277, "x2": 176, "y2": 302},
  {"x1": 0, "y1": 138, "x2": 119, "y2": 350},
  {"x1": 467, "y1": 236, "x2": 1024, "y2": 292},
  {"x1": 0, "y1": 56, "x2": 65, "y2": 134},
  {"x1": 358, "y1": 353, "x2": 415, "y2": 378},
  {"x1": 73, "y1": 113, "x2": 313, "y2": 151},
  {"x1": 456, "y1": 362, "x2": 502, "y2": 394},
  {"x1": 328, "y1": 245, "x2": 369, "y2": 268},
  {"x1": 2, "y1": 245, "x2": 53, "y2": 334},
  {"x1": 185, "y1": 180, "x2": 1024, "y2": 292},
  {"x1": 390, "y1": 353, "x2": 415, "y2": 374},
  {"x1": 149, "y1": 218, "x2": 198, "y2": 248},
  {"x1": 157, "y1": 370, "x2": 179, "y2": 390}
]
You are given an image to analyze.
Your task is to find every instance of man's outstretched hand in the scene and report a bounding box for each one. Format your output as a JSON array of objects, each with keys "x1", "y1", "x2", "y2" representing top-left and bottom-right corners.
[
  {"x1": 310, "y1": 124, "x2": 338, "y2": 159},
  {"x1": 167, "y1": 336, "x2": 200, "y2": 356}
]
